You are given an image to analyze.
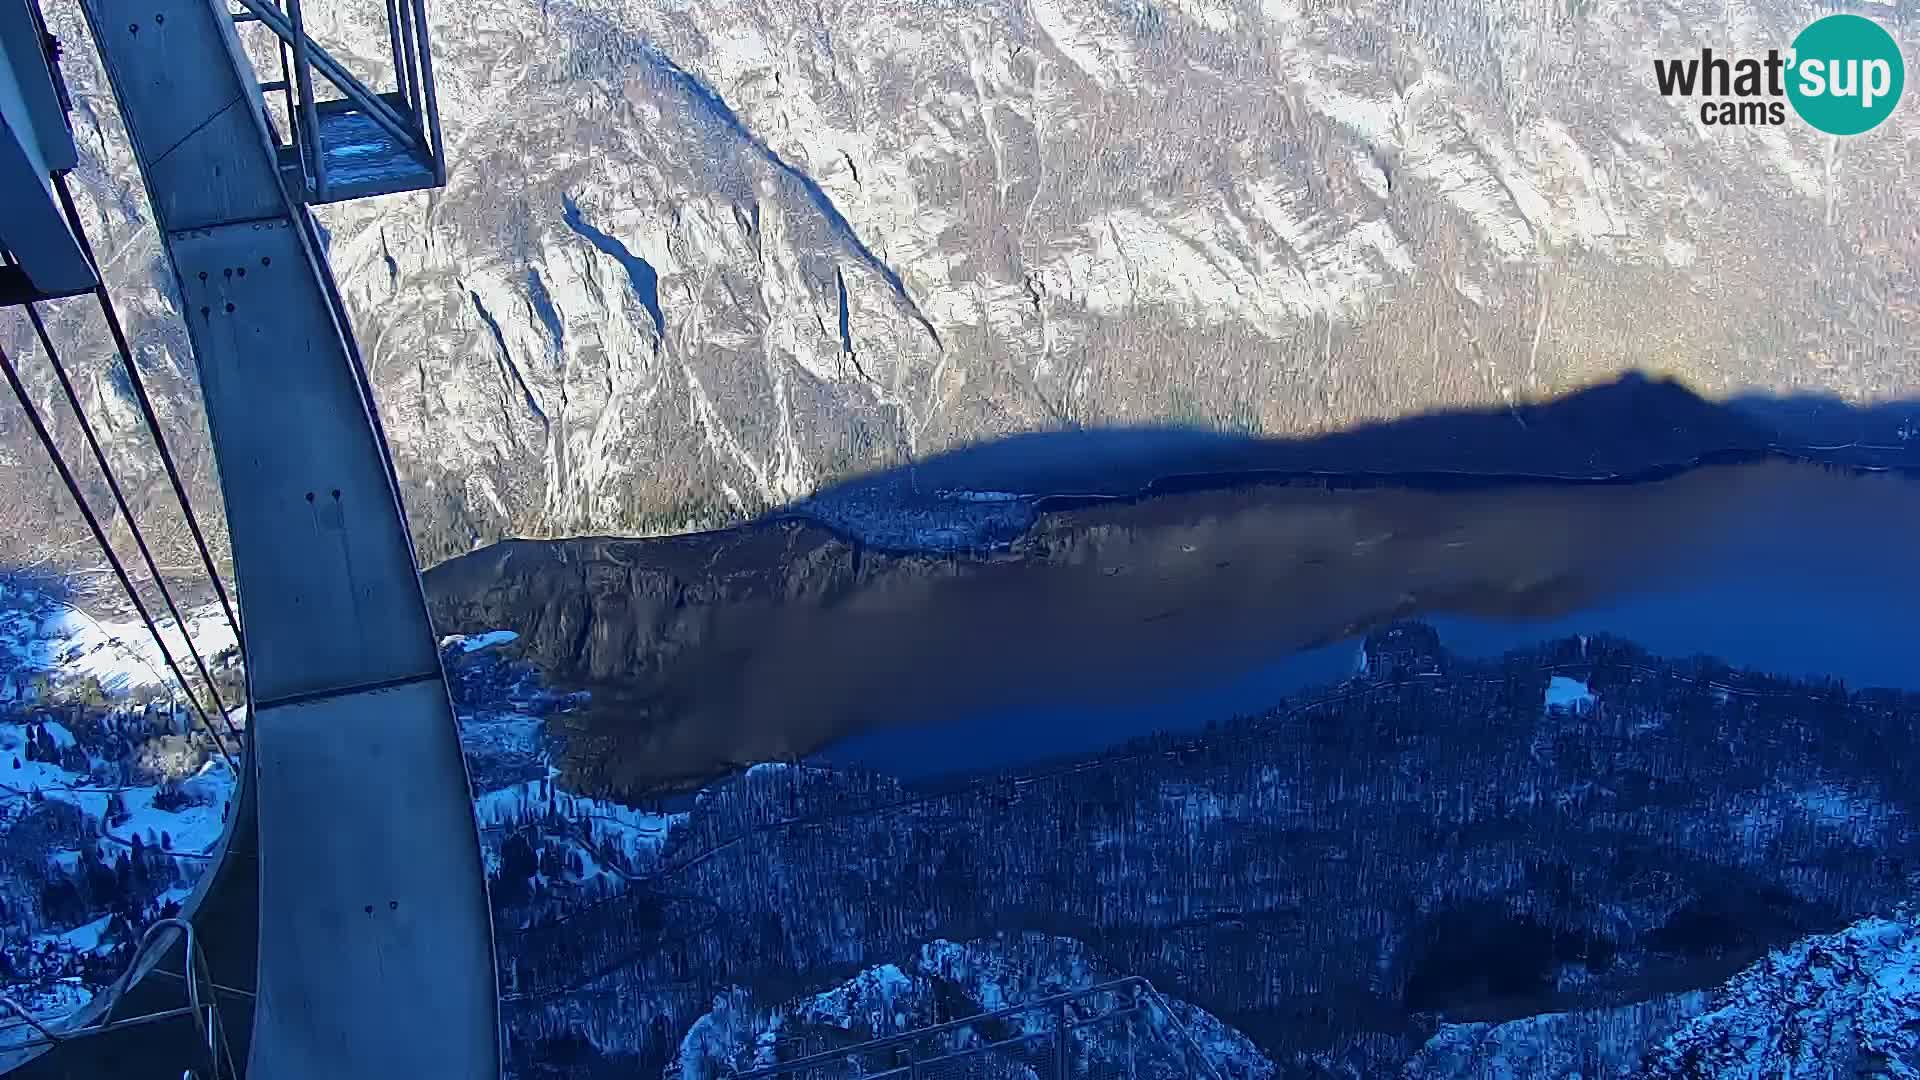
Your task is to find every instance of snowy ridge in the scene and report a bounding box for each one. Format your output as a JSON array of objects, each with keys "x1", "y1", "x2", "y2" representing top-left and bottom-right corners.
[
  {"x1": 673, "y1": 932, "x2": 1274, "y2": 1080},
  {"x1": 1404, "y1": 911, "x2": 1920, "y2": 1078},
  {"x1": 916, "y1": 933, "x2": 1103, "y2": 1013},
  {"x1": 1630, "y1": 915, "x2": 1920, "y2": 1078},
  {"x1": 793, "y1": 963, "x2": 926, "y2": 1037},
  {"x1": 1406, "y1": 991, "x2": 1712, "y2": 1078},
  {"x1": 0, "y1": 588, "x2": 242, "y2": 852}
]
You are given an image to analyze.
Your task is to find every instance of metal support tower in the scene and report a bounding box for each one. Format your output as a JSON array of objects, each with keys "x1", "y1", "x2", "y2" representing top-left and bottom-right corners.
[
  {"x1": 0, "y1": 0, "x2": 94, "y2": 303},
  {"x1": 0, "y1": 0, "x2": 497, "y2": 1075},
  {"x1": 227, "y1": 0, "x2": 448, "y2": 203}
]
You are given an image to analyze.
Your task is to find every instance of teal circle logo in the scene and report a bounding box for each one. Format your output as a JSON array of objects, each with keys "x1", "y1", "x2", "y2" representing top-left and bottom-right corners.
[{"x1": 1787, "y1": 14, "x2": 1905, "y2": 136}]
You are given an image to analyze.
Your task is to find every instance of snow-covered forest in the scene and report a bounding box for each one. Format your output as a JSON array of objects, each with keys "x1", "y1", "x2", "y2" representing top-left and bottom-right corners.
[{"x1": 4, "y1": 584, "x2": 1917, "y2": 1077}]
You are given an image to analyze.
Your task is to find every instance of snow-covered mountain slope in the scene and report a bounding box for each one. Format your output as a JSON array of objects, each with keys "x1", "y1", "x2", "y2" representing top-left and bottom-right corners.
[
  {"x1": 0, "y1": 580, "x2": 237, "y2": 705},
  {"x1": 491, "y1": 621, "x2": 1920, "y2": 1076},
  {"x1": 0, "y1": 605, "x2": 662, "y2": 1033},
  {"x1": 669, "y1": 931, "x2": 1274, "y2": 1080},
  {"x1": 0, "y1": 587, "x2": 242, "y2": 1037},
  {"x1": 443, "y1": 631, "x2": 689, "y2": 930},
  {"x1": 1629, "y1": 914, "x2": 1920, "y2": 1079},
  {"x1": 663, "y1": 918, "x2": 1920, "y2": 1080},
  {"x1": 1405, "y1": 911, "x2": 1920, "y2": 1078},
  {"x1": 5, "y1": 603, "x2": 1920, "y2": 1078},
  {"x1": 7, "y1": 0, "x2": 1916, "y2": 566}
]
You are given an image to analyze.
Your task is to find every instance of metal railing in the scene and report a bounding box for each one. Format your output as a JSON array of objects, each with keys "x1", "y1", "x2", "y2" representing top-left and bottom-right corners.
[
  {"x1": 731, "y1": 977, "x2": 1226, "y2": 1080},
  {"x1": 227, "y1": 0, "x2": 446, "y2": 202},
  {"x1": 0, "y1": 918, "x2": 235, "y2": 1075}
]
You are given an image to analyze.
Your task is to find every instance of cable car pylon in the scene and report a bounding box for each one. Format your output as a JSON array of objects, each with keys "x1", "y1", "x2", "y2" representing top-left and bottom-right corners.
[{"x1": 0, "y1": 0, "x2": 496, "y2": 1074}]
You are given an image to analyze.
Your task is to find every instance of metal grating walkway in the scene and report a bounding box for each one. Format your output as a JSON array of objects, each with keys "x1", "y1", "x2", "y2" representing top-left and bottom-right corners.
[{"x1": 276, "y1": 95, "x2": 437, "y2": 203}]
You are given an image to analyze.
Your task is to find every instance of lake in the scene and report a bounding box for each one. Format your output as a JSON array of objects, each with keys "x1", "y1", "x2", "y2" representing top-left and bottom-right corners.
[{"x1": 815, "y1": 462, "x2": 1920, "y2": 782}]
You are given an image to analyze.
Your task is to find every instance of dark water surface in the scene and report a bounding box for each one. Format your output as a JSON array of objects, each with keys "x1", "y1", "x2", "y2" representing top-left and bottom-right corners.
[
  {"x1": 503, "y1": 460, "x2": 1920, "y2": 797},
  {"x1": 816, "y1": 463, "x2": 1920, "y2": 782}
]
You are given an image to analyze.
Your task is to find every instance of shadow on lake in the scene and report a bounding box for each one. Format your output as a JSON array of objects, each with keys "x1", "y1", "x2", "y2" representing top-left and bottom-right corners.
[
  {"x1": 814, "y1": 460, "x2": 1920, "y2": 781},
  {"x1": 423, "y1": 374, "x2": 1920, "y2": 797}
]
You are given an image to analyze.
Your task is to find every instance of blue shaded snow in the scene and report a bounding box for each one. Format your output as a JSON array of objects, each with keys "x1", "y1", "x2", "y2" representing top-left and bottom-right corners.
[
  {"x1": 1543, "y1": 676, "x2": 1596, "y2": 713},
  {"x1": 561, "y1": 194, "x2": 665, "y2": 341},
  {"x1": 441, "y1": 629, "x2": 519, "y2": 654},
  {"x1": 526, "y1": 268, "x2": 567, "y2": 356}
]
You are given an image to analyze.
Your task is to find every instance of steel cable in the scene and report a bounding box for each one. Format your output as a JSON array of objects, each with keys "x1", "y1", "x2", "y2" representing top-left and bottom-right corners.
[
  {"x1": 49, "y1": 172, "x2": 247, "y2": 686},
  {"x1": 0, "y1": 341, "x2": 237, "y2": 773},
  {"x1": 18, "y1": 295, "x2": 241, "y2": 747}
]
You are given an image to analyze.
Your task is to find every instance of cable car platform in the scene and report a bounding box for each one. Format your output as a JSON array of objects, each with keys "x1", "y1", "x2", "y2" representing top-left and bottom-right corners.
[{"x1": 278, "y1": 93, "x2": 438, "y2": 204}]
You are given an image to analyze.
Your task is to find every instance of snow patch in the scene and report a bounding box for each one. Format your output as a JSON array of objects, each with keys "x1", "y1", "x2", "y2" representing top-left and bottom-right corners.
[
  {"x1": 442, "y1": 629, "x2": 521, "y2": 654},
  {"x1": 33, "y1": 602, "x2": 237, "y2": 698},
  {"x1": 1029, "y1": 0, "x2": 1138, "y2": 90},
  {"x1": 1543, "y1": 676, "x2": 1595, "y2": 713},
  {"x1": 474, "y1": 767, "x2": 685, "y2": 874},
  {"x1": 44, "y1": 914, "x2": 114, "y2": 955}
]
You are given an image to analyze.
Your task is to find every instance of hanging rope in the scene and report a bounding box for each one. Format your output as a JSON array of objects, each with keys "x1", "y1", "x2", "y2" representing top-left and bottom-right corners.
[
  {"x1": 18, "y1": 294, "x2": 242, "y2": 747},
  {"x1": 0, "y1": 341, "x2": 237, "y2": 773},
  {"x1": 50, "y1": 172, "x2": 246, "y2": 682}
]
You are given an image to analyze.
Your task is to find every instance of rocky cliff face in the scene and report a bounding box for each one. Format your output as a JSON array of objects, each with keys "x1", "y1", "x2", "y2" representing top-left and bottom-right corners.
[{"x1": 6, "y1": 0, "x2": 1916, "y2": 567}]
